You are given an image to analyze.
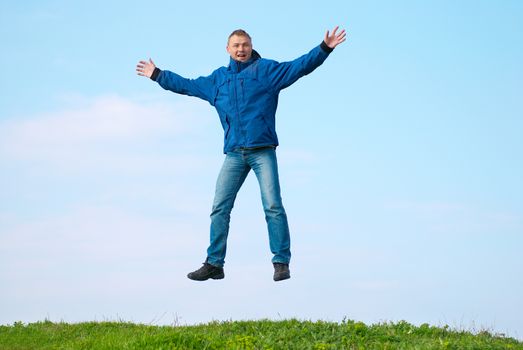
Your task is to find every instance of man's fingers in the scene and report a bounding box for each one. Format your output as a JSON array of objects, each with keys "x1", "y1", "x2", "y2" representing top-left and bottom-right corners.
[
  {"x1": 326, "y1": 26, "x2": 345, "y2": 43},
  {"x1": 136, "y1": 58, "x2": 155, "y2": 77},
  {"x1": 335, "y1": 29, "x2": 347, "y2": 44},
  {"x1": 137, "y1": 59, "x2": 154, "y2": 67}
]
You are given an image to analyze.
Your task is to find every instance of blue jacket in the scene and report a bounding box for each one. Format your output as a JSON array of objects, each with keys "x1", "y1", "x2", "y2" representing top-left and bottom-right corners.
[{"x1": 153, "y1": 42, "x2": 333, "y2": 153}]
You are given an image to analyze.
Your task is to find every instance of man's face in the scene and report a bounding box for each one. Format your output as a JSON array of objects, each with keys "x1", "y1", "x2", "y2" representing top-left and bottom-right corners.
[{"x1": 227, "y1": 35, "x2": 252, "y2": 62}]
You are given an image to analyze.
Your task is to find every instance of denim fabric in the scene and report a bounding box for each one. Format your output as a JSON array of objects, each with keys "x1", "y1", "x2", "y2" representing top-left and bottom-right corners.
[{"x1": 207, "y1": 147, "x2": 291, "y2": 267}]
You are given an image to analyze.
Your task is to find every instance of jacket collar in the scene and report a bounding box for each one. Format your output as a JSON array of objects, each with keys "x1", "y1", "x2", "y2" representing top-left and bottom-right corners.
[{"x1": 228, "y1": 50, "x2": 261, "y2": 73}]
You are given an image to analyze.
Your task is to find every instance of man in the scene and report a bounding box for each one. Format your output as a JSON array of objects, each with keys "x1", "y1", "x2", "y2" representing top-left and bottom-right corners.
[{"x1": 136, "y1": 26, "x2": 346, "y2": 282}]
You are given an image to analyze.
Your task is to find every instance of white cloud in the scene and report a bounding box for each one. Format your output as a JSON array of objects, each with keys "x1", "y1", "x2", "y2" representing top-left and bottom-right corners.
[
  {"x1": 0, "y1": 94, "x2": 215, "y2": 163},
  {"x1": 0, "y1": 94, "x2": 223, "y2": 180},
  {"x1": 0, "y1": 205, "x2": 208, "y2": 293}
]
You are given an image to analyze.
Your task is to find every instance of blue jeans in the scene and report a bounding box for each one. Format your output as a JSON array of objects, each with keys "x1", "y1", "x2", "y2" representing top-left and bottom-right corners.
[{"x1": 207, "y1": 147, "x2": 291, "y2": 267}]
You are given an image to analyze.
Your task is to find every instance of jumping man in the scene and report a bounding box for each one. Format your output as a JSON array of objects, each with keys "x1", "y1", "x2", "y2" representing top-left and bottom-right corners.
[{"x1": 136, "y1": 26, "x2": 346, "y2": 281}]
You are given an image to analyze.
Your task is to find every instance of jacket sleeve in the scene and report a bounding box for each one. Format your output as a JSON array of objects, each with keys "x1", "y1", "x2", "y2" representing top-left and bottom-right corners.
[
  {"x1": 264, "y1": 42, "x2": 332, "y2": 92},
  {"x1": 153, "y1": 69, "x2": 216, "y2": 105}
]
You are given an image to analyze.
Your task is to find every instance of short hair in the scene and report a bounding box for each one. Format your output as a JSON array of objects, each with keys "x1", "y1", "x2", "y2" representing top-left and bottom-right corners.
[{"x1": 228, "y1": 29, "x2": 252, "y2": 42}]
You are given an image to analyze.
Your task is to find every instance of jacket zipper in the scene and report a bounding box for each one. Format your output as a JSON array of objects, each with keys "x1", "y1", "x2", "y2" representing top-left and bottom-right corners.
[{"x1": 232, "y1": 74, "x2": 246, "y2": 146}]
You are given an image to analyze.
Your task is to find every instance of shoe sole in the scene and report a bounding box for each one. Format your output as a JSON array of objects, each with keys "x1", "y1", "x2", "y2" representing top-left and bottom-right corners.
[
  {"x1": 211, "y1": 272, "x2": 225, "y2": 280},
  {"x1": 187, "y1": 272, "x2": 225, "y2": 281},
  {"x1": 273, "y1": 273, "x2": 290, "y2": 282}
]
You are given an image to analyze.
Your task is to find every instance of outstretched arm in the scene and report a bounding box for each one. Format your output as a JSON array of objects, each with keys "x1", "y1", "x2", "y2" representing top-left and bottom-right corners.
[
  {"x1": 136, "y1": 57, "x2": 216, "y2": 104},
  {"x1": 324, "y1": 26, "x2": 347, "y2": 49},
  {"x1": 265, "y1": 25, "x2": 347, "y2": 91},
  {"x1": 136, "y1": 58, "x2": 156, "y2": 78}
]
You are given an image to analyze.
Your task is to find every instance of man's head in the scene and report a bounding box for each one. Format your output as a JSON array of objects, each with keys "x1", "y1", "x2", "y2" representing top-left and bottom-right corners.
[{"x1": 227, "y1": 29, "x2": 253, "y2": 63}]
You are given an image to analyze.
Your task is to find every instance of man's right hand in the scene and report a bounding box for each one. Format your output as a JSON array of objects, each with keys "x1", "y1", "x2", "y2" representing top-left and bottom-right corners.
[{"x1": 136, "y1": 58, "x2": 156, "y2": 78}]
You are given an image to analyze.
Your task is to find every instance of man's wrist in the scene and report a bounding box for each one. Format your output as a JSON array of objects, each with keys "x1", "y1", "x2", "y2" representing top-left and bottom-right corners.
[
  {"x1": 320, "y1": 41, "x2": 334, "y2": 53},
  {"x1": 150, "y1": 67, "x2": 161, "y2": 81}
]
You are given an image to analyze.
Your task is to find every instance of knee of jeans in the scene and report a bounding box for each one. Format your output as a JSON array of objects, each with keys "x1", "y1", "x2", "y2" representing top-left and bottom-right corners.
[
  {"x1": 263, "y1": 198, "x2": 285, "y2": 215},
  {"x1": 211, "y1": 201, "x2": 234, "y2": 217}
]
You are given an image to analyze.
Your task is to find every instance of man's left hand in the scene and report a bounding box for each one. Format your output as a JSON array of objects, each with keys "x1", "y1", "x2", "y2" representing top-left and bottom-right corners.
[{"x1": 324, "y1": 26, "x2": 347, "y2": 49}]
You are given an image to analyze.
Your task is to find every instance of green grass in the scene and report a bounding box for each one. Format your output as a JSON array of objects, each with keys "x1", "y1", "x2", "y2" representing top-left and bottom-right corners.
[{"x1": 0, "y1": 319, "x2": 521, "y2": 350}]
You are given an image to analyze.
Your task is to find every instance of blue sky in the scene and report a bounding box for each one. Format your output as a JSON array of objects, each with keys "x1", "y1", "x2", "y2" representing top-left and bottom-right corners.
[{"x1": 1, "y1": 0, "x2": 522, "y2": 339}]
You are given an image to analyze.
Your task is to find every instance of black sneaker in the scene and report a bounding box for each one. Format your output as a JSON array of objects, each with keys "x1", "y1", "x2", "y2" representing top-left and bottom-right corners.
[
  {"x1": 273, "y1": 263, "x2": 290, "y2": 281},
  {"x1": 187, "y1": 261, "x2": 224, "y2": 281}
]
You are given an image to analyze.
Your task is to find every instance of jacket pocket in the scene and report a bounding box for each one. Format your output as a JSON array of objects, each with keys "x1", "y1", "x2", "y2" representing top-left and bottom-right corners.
[{"x1": 213, "y1": 79, "x2": 229, "y2": 107}]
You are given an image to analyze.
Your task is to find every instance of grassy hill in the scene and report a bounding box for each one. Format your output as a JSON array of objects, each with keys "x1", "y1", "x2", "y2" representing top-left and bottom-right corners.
[{"x1": 0, "y1": 319, "x2": 521, "y2": 349}]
